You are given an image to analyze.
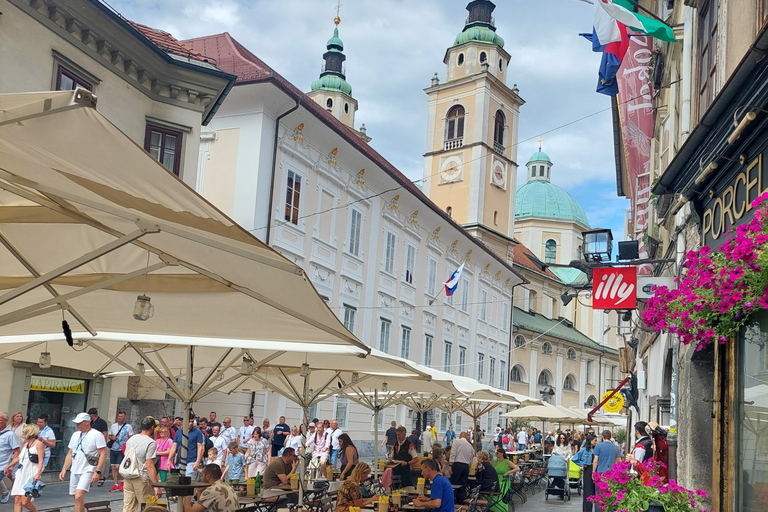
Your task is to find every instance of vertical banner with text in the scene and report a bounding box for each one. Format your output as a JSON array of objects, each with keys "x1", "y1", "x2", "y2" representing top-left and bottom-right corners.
[{"x1": 617, "y1": 36, "x2": 654, "y2": 275}]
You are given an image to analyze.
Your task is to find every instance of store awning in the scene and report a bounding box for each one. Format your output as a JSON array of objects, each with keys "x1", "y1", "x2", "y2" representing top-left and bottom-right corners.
[{"x1": 0, "y1": 90, "x2": 366, "y2": 354}]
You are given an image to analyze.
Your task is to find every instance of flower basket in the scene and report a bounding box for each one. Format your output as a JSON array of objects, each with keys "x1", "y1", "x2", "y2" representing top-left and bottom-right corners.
[
  {"x1": 590, "y1": 460, "x2": 708, "y2": 512},
  {"x1": 642, "y1": 193, "x2": 768, "y2": 350}
]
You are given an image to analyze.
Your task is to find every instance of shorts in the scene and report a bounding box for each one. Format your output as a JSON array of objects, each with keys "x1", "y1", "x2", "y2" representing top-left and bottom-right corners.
[
  {"x1": 329, "y1": 449, "x2": 339, "y2": 465},
  {"x1": 158, "y1": 470, "x2": 168, "y2": 482},
  {"x1": 110, "y1": 450, "x2": 124, "y2": 466},
  {"x1": 122, "y1": 477, "x2": 154, "y2": 512},
  {"x1": 312, "y1": 453, "x2": 329, "y2": 465},
  {"x1": 270, "y1": 444, "x2": 282, "y2": 457},
  {"x1": 69, "y1": 473, "x2": 94, "y2": 495},
  {"x1": 518, "y1": 443, "x2": 526, "y2": 451}
]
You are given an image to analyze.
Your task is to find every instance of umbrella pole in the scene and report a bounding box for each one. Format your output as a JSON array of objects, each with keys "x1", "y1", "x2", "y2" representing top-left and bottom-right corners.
[
  {"x1": 299, "y1": 374, "x2": 311, "y2": 506},
  {"x1": 374, "y1": 389, "x2": 380, "y2": 478},
  {"x1": 179, "y1": 346, "x2": 194, "y2": 477}
]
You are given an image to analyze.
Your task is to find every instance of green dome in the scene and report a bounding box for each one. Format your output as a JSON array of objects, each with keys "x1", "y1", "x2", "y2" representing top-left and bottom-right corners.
[
  {"x1": 327, "y1": 28, "x2": 344, "y2": 51},
  {"x1": 515, "y1": 180, "x2": 590, "y2": 227},
  {"x1": 527, "y1": 151, "x2": 552, "y2": 164},
  {"x1": 454, "y1": 26, "x2": 505, "y2": 48},
  {"x1": 311, "y1": 74, "x2": 352, "y2": 95}
]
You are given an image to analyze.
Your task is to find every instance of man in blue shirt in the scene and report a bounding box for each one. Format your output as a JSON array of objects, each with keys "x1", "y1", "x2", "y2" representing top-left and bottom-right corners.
[
  {"x1": 592, "y1": 430, "x2": 621, "y2": 474},
  {"x1": 0, "y1": 412, "x2": 20, "y2": 504},
  {"x1": 443, "y1": 427, "x2": 456, "y2": 448},
  {"x1": 271, "y1": 416, "x2": 290, "y2": 459},
  {"x1": 173, "y1": 417, "x2": 205, "y2": 479},
  {"x1": 414, "y1": 458, "x2": 454, "y2": 512}
]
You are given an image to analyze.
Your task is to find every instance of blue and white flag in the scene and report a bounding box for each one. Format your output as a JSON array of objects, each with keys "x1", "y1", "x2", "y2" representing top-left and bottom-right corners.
[{"x1": 444, "y1": 263, "x2": 465, "y2": 297}]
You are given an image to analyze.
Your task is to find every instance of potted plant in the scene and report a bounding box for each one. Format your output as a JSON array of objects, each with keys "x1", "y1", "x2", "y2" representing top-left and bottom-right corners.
[{"x1": 590, "y1": 460, "x2": 709, "y2": 512}]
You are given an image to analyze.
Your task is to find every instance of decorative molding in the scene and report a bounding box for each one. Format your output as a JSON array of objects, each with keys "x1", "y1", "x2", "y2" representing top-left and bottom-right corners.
[{"x1": 399, "y1": 301, "x2": 414, "y2": 319}]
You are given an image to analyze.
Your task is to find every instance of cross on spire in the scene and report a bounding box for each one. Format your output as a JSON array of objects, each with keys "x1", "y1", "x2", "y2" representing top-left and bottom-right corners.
[{"x1": 335, "y1": 0, "x2": 342, "y2": 25}]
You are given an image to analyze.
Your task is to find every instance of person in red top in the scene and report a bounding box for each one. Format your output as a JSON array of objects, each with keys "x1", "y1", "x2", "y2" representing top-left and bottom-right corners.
[{"x1": 627, "y1": 421, "x2": 669, "y2": 484}]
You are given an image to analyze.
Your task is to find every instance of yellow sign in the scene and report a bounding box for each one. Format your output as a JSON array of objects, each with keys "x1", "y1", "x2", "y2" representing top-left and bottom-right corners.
[
  {"x1": 30, "y1": 376, "x2": 85, "y2": 394},
  {"x1": 601, "y1": 391, "x2": 625, "y2": 413}
]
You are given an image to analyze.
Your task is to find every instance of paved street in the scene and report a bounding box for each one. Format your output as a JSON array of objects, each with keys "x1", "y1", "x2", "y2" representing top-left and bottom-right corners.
[{"x1": 19, "y1": 480, "x2": 586, "y2": 512}]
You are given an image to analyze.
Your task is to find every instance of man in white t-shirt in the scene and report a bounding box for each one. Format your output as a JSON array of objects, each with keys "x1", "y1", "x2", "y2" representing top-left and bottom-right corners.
[
  {"x1": 420, "y1": 428, "x2": 434, "y2": 454},
  {"x1": 327, "y1": 420, "x2": 343, "y2": 466},
  {"x1": 210, "y1": 425, "x2": 228, "y2": 463},
  {"x1": 238, "y1": 417, "x2": 254, "y2": 449},
  {"x1": 60, "y1": 413, "x2": 108, "y2": 512},
  {"x1": 220, "y1": 418, "x2": 237, "y2": 446},
  {"x1": 122, "y1": 417, "x2": 160, "y2": 512},
  {"x1": 516, "y1": 429, "x2": 527, "y2": 451}
]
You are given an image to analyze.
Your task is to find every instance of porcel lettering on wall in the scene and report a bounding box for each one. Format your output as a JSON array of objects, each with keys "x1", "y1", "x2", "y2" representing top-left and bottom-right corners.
[
  {"x1": 701, "y1": 154, "x2": 768, "y2": 249},
  {"x1": 30, "y1": 375, "x2": 85, "y2": 394}
]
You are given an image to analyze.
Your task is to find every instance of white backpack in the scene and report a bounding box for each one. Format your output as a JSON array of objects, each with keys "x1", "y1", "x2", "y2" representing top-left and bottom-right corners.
[{"x1": 120, "y1": 439, "x2": 151, "y2": 479}]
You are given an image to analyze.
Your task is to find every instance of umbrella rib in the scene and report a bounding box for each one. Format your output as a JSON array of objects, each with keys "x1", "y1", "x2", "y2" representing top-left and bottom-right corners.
[
  {"x1": 87, "y1": 341, "x2": 182, "y2": 400},
  {"x1": 309, "y1": 371, "x2": 342, "y2": 405},
  {"x1": 0, "y1": 227, "x2": 156, "y2": 306},
  {"x1": 93, "y1": 344, "x2": 129, "y2": 376},
  {"x1": 145, "y1": 343, "x2": 185, "y2": 398},
  {"x1": 0, "y1": 341, "x2": 43, "y2": 360},
  {"x1": 198, "y1": 363, "x2": 251, "y2": 397},
  {"x1": 0, "y1": 261, "x2": 169, "y2": 328},
  {"x1": 190, "y1": 348, "x2": 234, "y2": 402},
  {"x1": 0, "y1": 231, "x2": 96, "y2": 335},
  {"x1": 190, "y1": 349, "x2": 249, "y2": 401},
  {"x1": 277, "y1": 368, "x2": 305, "y2": 406},
  {"x1": 247, "y1": 350, "x2": 288, "y2": 372},
  {"x1": 127, "y1": 344, "x2": 184, "y2": 399}
]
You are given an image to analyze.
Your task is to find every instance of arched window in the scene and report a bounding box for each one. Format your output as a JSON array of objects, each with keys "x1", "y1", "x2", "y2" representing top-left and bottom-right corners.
[
  {"x1": 567, "y1": 348, "x2": 577, "y2": 361},
  {"x1": 538, "y1": 370, "x2": 551, "y2": 387},
  {"x1": 493, "y1": 110, "x2": 505, "y2": 151},
  {"x1": 499, "y1": 59, "x2": 504, "y2": 71},
  {"x1": 480, "y1": 51, "x2": 487, "y2": 63},
  {"x1": 586, "y1": 395, "x2": 598, "y2": 408},
  {"x1": 493, "y1": 211, "x2": 498, "y2": 225},
  {"x1": 446, "y1": 105, "x2": 465, "y2": 141},
  {"x1": 542, "y1": 395, "x2": 551, "y2": 403},
  {"x1": 541, "y1": 342, "x2": 553, "y2": 355},
  {"x1": 326, "y1": 98, "x2": 333, "y2": 109},
  {"x1": 458, "y1": 53, "x2": 465, "y2": 66},
  {"x1": 344, "y1": 103, "x2": 349, "y2": 114},
  {"x1": 510, "y1": 364, "x2": 526, "y2": 383},
  {"x1": 514, "y1": 335, "x2": 525, "y2": 348},
  {"x1": 446, "y1": 206, "x2": 453, "y2": 217},
  {"x1": 564, "y1": 374, "x2": 577, "y2": 391},
  {"x1": 545, "y1": 239, "x2": 557, "y2": 263}
]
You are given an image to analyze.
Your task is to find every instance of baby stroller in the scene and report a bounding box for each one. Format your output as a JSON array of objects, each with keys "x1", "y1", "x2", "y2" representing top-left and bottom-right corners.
[
  {"x1": 545, "y1": 454, "x2": 570, "y2": 501},
  {"x1": 568, "y1": 459, "x2": 582, "y2": 496}
]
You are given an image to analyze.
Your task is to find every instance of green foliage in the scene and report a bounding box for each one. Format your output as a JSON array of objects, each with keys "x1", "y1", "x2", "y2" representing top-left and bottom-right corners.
[
  {"x1": 614, "y1": 428, "x2": 626, "y2": 444},
  {"x1": 504, "y1": 420, "x2": 530, "y2": 432}
]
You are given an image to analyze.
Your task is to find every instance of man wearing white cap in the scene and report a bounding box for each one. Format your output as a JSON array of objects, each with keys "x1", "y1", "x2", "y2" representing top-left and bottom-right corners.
[{"x1": 59, "y1": 413, "x2": 108, "y2": 512}]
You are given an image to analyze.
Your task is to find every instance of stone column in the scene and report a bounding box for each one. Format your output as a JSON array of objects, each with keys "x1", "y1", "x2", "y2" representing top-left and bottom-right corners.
[
  {"x1": 529, "y1": 341, "x2": 539, "y2": 398},
  {"x1": 556, "y1": 348, "x2": 564, "y2": 406}
]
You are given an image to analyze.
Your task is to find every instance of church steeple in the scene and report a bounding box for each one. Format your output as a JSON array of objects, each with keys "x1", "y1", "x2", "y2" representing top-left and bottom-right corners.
[{"x1": 308, "y1": 6, "x2": 364, "y2": 136}]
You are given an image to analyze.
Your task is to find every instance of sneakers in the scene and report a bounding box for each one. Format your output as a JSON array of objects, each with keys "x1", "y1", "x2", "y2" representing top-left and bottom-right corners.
[
  {"x1": 1, "y1": 491, "x2": 9, "y2": 504},
  {"x1": 109, "y1": 484, "x2": 119, "y2": 492},
  {"x1": 119, "y1": 481, "x2": 124, "y2": 491}
]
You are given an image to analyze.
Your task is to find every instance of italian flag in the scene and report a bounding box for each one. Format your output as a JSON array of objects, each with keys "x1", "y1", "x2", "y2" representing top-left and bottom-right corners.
[{"x1": 598, "y1": 0, "x2": 676, "y2": 42}]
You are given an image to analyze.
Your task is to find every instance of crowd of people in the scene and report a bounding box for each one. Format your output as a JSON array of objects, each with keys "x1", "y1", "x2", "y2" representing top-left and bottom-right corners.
[{"x1": 0, "y1": 408, "x2": 669, "y2": 512}]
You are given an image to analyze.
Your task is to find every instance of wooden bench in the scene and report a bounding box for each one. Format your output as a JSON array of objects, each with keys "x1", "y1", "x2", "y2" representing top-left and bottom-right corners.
[
  {"x1": 84, "y1": 501, "x2": 111, "y2": 512},
  {"x1": 39, "y1": 509, "x2": 60, "y2": 512}
]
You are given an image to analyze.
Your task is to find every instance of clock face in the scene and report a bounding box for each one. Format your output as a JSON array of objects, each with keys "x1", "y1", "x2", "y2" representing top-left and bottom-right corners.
[
  {"x1": 492, "y1": 164, "x2": 506, "y2": 188},
  {"x1": 440, "y1": 157, "x2": 463, "y2": 184}
]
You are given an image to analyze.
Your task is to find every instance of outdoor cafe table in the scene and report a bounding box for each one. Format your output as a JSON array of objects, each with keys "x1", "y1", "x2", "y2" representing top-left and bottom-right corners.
[
  {"x1": 238, "y1": 488, "x2": 298, "y2": 505},
  {"x1": 153, "y1": 481, "x2": 210, "y2": 512}
]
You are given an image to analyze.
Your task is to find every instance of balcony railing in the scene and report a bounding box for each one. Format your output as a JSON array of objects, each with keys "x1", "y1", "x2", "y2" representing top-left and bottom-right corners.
[
  {"x1": 493, "y1": 141, "x2": 505, "y2": 155},
  {"x1": 444, "y1": 138, "x2": 464, "y2": 151}
]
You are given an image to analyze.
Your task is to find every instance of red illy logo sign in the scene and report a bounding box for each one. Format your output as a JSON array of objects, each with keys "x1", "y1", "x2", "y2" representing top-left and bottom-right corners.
[{"x1": 592, "y1": 267, "x2": 637, "y2": 310}]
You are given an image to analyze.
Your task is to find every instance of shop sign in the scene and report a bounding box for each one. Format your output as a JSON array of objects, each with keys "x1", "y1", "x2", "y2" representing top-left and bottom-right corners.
[
  {"x1": 30, "y1": 375, "x2": 85, "y2": 394},
  {"x1": 699, "y1": 154, "x2": 768, "y2": 249},
  {"x1": 593, "y1": 267, "x2": 637, "y2": 310},
  {"x1": 601, "y1": 390, "x2": 625, "y2": 413},
  {"x1": 637, "y1": 276, "x2": 677, "y2": 299}
]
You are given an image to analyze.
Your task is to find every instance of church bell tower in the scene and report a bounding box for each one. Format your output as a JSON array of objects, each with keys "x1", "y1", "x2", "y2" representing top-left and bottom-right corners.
[{"x1": 422, "y1": 0, "x2": 523, "y2": 243}]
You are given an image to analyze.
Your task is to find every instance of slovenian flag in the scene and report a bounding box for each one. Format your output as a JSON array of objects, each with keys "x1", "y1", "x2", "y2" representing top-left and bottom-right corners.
[
  {"x1": 597, "y1": 0, "x2": 675, "y2": 43},
  {"x1": 444, "y1": 263, "x2": 464, "y2": 297}
]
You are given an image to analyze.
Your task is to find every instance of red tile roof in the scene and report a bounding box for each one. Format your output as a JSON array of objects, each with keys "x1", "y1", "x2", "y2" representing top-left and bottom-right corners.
[
  {"x1": 181, "y1": 33, "x2": 528, "y2": 285},
  {"x1": 124, "y1": 20, "x2": 212, "y2": 63},
  {"x1": 512, "y1": 243, "x2": 560, "y2": 281}
]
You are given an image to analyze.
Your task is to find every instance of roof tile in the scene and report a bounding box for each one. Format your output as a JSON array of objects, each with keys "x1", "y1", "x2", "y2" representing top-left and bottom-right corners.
[{"x1": 124, "y1": 20, "x2": 212, "y2": 63}]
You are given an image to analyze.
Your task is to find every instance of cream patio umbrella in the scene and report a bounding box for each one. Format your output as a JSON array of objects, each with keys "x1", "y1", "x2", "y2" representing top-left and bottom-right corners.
[{"x1": 0, "y1": 89, "x2": 371, "y2": 479}]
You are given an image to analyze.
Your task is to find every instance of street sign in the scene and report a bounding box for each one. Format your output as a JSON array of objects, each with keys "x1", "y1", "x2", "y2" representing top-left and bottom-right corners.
[
  {"x1": 601, "y1": 390, "x2": 625, "y2": 413},
  {"x1": 593, "y1": 267, "x2": 637, "y2": 309}
]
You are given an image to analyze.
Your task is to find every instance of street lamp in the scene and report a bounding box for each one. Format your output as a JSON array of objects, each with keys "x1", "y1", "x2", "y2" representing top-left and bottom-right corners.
[{"x1": 582, "y1": 228, "x2": 614, "y2": 263}]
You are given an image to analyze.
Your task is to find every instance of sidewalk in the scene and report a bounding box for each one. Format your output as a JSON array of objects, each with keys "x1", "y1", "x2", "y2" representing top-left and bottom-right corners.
[
  {"x1": 8, "y1": 480, "x2": 125, "y2": 512},
  {"x1": 513, "y1": 489, "x2": 586, "y2": 511}
]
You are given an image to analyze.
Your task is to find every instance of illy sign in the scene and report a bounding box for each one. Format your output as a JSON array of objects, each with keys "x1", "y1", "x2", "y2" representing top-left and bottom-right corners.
[{"x1": 593, "y1": 267, "x2": 637, "y2": 310}]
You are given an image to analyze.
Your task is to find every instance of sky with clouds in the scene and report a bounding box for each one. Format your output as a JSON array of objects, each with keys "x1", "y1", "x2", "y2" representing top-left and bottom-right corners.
[{"x1": 109, "y1": 0, "x2": 630, "y2": 241}]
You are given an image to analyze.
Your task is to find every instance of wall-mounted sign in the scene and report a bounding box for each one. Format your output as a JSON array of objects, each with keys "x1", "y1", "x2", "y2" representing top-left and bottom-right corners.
[
  {"x1": 636, "y1": 276, "x2": 677, "y2": 299},
  {"x1": 699, "y1": 153, "x2": 768, "y2": 250},
  {"x1": 593, "y1": 267, "x2": 637, "y2": 310},
  {"x1": 30, "y1": 375, "x2": 86, "y2": 394},
  {"x1": 601, "y1": 390, "x2": 625, "y2": 413}
]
